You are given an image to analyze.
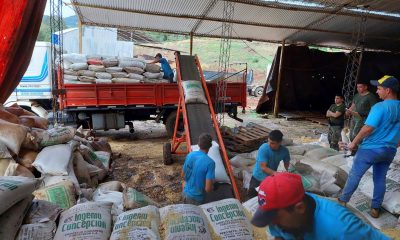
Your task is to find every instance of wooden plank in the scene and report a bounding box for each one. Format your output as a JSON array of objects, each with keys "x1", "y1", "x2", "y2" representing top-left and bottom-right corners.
[
  {"x1": 278, "y1": 112, "x2": 304, "y2": 120},
  {"x1": 239, "y1": 126, "x2": 267, "y2": 136},
  {"x1": 222, "y1": 123, "x2": 272, "y2": 152},
  {"x1": 237, "y1": 129, "x2": 262, "y2": 139},
  {"x1": 227, "y1": 134, "x2": 253, "y2": 144},
  {"x1": 249, "y1": 123, "x2": 271, "y2": 132},
  {"x1": 306, "y1": 117, "x2": 329, "y2": 126},
  {"x1": 246, "y1": 127, "x2": 268, "y2": 136},
  {"x1": 236, "y1": 128, "x2": 256, "y2": 137}
]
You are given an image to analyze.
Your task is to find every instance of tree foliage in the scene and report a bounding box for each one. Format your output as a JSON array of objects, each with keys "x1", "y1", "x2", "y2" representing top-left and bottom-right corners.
[{"x1": 37, "y1": 16, "x2": 67, "y2": 42}]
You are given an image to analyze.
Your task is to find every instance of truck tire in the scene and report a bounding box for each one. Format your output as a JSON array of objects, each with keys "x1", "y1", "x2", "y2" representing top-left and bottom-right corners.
[
  {"x1": 254, "y1": 86, "x2": 264, "y2": 97},
  {"x1": 163, "y1": 142, "x2": 173, "y2": 165},
  {"x1": 165, "y1": 111, "x2": 183, "y2": 137}
]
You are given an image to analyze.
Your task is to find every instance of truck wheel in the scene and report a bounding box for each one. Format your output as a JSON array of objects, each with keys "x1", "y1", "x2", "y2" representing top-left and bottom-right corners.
[
  {"x1": 165, "y1": 111, "x2": 183, "y2": 137},
  {"x1": 254, "y1": 86, "x2": 264, "y2": 97},
  {"x1": 163, "y1": 142, "x2": 173, "y2": 165}
]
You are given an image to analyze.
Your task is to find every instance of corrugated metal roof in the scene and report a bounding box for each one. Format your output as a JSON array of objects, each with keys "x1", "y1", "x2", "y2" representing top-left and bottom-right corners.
[{"x1": 71, "y1": 0, "x2": 400, "y2": 51}]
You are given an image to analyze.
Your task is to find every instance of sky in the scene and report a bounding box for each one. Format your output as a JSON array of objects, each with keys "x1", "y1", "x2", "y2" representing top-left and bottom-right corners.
[{"x1": 44, "y1": 0, "x2": 76, "y2": 17}]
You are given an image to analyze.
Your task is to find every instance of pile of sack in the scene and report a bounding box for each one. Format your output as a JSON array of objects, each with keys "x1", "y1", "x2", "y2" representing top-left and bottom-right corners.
[
  {"x1": 63, "y1": 53, "x2": 168, "y2": 84},
  {"x1": 0, "y1": 103, "x2": 119, "y2": 239},
  {"x1": 337, "y1": 149, "x2": 400, "y2": 229}
]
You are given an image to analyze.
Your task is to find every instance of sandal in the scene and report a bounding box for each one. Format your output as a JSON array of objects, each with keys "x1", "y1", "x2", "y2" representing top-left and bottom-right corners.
[
  {"x1": 369, "y1": 208, "x2": 380, "y2": 218},
  {"x1": 337, "y1": 198, "x2": 347, "y2": 207}
]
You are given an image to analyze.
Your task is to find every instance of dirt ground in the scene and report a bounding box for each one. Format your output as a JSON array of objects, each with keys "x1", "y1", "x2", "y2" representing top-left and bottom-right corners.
[{"x1": 98, "y1": 96, "x2": 329, "y2": 206}]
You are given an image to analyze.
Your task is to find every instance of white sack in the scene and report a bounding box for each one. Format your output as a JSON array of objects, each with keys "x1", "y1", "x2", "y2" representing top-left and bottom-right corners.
[
  {"x1": 182, "y1": 80, "x2": 208, "y2": 104},
  {"x1": 191, "y1": 141, "x2": 230, "y2": 183}
]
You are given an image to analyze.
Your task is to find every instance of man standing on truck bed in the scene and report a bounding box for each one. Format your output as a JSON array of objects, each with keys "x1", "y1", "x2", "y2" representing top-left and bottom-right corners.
[{"x1": 151, "y1": 53, "x2": 174, "y2": 83}]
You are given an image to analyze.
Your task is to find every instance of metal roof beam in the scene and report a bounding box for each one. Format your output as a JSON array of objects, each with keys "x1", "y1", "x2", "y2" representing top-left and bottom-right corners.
[
  {"x1": 191, "y1": 0, "x2": 218, "y2": 33},
  {"x1": 72, "y1": 2, "x2": 399, "y2": 41},
  {"x1": 81, "y1": 21, "x2": 399, "y2": 52},
  {"x1": 286, "y1": 1, "x2": 352, "y2": 40},
  {"x1": 225, "y1": 0, "x2": 400, "y2": 23},
  {"x1": 72, "y1": 2, "x2": 357, "y2": 36}
]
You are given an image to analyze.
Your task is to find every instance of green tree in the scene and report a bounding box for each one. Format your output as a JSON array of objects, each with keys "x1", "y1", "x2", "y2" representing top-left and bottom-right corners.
[
  {"x1": 37, "y1": 21, "x2": 52, "y2": 42},
  {"x1": 37, "y1": 16, "x2": 67, "y2": 42}
]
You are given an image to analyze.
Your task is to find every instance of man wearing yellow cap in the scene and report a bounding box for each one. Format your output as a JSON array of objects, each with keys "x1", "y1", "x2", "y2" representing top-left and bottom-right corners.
[{"x1": 339, "y1": 75, "x2": 400, "y2": 218}]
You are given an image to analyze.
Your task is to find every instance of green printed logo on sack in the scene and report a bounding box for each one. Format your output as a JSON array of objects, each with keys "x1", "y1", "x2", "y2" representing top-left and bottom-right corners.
[
  {"x1": 40, "y1": 127, "x2": 75, "y2": 147},
  {"x1": 301, "y1": 175, "x2": 313, "y2": 190},
  {"x1": 61, "y1": 212, "x2": 107, "y2": 232},
  {"x1": 113, "y1": 213, "x2": 150, "y2": 230},
  {"x1": 47, "y1": 186, "x2": 72, "y2": 209},
  {"x1": 124, "y1": 188, "x2": 160, "y2": 209},
  {"x1": 168, "y1": 215, "x2": 207, "y2": 234},
  {"x1": 207, "y1": 203, "x2": 246, "y2": 222},
  {"x1": 290, "y1": 169, "x2": 313, "y2": 190},
  {"x1": 185, "y1": 82, "x2": 202, "y2": 90},
  {"x1": 0, "y1": 179, "x2": 21, "y2": 190}
]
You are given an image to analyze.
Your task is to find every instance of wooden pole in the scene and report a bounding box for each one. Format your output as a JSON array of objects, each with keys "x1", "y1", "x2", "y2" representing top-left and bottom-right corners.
[
  {"x1": 78, "y1": 20, "x2": 83, "y2": 53},
  {"x1": 273, "y1": 40, "x2": 285, "y2": 117},
  {"x1": 189, "y1": 32, "x2": 194, "y2": 56}
]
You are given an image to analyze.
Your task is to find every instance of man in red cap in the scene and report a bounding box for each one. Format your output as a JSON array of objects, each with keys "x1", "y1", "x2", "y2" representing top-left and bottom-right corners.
[{"x1": 251, "y1": 172, "x2": 389, "y2": 239}]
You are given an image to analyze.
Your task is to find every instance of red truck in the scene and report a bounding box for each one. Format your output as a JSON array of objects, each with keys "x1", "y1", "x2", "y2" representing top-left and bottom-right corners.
[{"x1": 58, "y1": 74, "x2": 247, "y2": 136}]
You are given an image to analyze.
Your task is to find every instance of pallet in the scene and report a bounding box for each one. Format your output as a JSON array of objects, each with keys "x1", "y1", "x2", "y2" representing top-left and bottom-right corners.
[{"x1": 222, "y1": 123, "x2": 271, "y2": 153}]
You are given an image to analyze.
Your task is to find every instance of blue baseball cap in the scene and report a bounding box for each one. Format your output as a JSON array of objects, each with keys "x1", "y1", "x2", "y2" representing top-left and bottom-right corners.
[{"x1": 370, "y1": 75, "x2": 399, "y2": 92}]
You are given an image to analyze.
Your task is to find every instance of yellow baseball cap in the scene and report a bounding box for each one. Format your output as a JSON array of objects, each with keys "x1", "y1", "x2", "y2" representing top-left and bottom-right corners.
[{"x1": 370, "y1": 75, "x2": 399, "y2": 92}]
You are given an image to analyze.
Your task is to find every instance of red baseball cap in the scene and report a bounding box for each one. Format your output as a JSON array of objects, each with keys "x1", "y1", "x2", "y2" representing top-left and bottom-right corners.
[{"x1": 251, "y1": 172, "x2": 305, "y2": 227}]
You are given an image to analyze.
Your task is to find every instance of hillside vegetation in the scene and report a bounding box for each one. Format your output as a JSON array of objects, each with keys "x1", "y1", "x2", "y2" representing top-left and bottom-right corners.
[
  {"x1": 136, "y1": 37, "x2": 278, "y2": 81},
  {"x1": 38, "y1": 15, "x2": 278, "y2": 81}
]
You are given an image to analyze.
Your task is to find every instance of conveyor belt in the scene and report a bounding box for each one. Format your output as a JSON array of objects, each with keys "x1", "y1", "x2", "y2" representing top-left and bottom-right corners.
[
  {"x1": 176, "y1": 54, "x2": 238, "y2": 201},
  {"x1": 178, "y1": 55, "x2": 201, "y2": 81},
  {"x1": 177, "y1": 55, "x2": 217, "y2": 144},
  {"x1": 186, "y1": 104, "x2": 217, "y2": 145}
]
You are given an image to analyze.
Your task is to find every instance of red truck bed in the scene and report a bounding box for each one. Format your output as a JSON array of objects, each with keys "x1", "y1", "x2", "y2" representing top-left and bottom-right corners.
[{"x1": 60, "y1": 82, "x2": 246, "y2": 109}]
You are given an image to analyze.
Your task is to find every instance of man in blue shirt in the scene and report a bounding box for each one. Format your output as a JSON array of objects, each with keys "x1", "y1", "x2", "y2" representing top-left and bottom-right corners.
[
  {"x1": 248, "y1": 130, "x2": 290, "y2": 198},
  {"x1": 151, "y1": 53, "x2": 174, "y2": 83},
  {"x1": 251, "y1": 172, "x2": 390, "y2": 240},
  {"x1": 182, "y1": 133, "x2": 215, "y2": 205},
  {"x1": 339, "y1": 75, "x2": 400, "y2": 218}
]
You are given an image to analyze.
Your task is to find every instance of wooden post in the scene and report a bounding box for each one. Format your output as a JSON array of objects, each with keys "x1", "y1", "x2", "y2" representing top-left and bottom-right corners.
[
  {"x1": 273, "y1": 40, "x2": 285, "y2": 117},
  {"x1": 189, "y1": 32, "x2": 193, "y2": 56},
  {"x1": 78, "y1": 20, "x2": 83, "y2": 53}
]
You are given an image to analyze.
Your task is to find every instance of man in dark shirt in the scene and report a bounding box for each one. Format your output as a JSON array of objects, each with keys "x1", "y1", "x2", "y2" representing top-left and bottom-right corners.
[
  {"x1": 346, "y1": 83, "x2": 378, "y2": 141},
  {"x1": 326, "y1": 94, "x2": 346, "y2": 150}
]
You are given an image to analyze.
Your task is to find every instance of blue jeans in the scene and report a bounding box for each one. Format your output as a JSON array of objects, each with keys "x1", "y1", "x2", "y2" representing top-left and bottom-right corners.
[{"x1": 339, "y1": 147, "x2": 396, "y2": 209}]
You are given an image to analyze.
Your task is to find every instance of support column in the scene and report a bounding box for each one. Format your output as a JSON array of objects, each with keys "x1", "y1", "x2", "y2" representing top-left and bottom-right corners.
[
  {"x1": 273, "y1": 39, "x2": 285, "y2": 117},
  {"x1": 189, "y1": 32, "x2": 194, "y2": 56},
  {"x1": 78, "y1": 20, "x2": 83, "y2": 53}
]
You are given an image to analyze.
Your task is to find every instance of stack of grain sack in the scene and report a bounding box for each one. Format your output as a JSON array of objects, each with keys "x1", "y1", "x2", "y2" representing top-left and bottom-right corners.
[
  {"x1": 1, "y1": 102, "x2": 272, "y2": 240},
  {"x1": 62, "y1": 53, "x2": 167, "y2": 84},
  {"x1": 230, "y1": 141, "x2": 400, "y2": 232},
  {"x1": 0, "y1": 103, "x2": 113, "y2": 239}
]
